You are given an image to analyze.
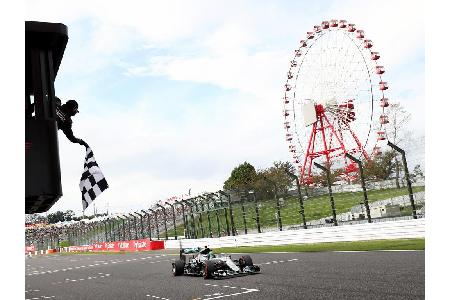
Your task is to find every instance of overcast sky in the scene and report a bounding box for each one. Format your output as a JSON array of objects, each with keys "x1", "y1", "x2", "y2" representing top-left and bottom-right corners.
[{"x1": 24, "y1": 0, "x2": 425, "y2": 216}]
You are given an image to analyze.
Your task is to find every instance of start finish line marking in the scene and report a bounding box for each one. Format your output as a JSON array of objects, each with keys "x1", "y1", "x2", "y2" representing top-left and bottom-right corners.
[{"x1": 202, "y1": 283, "x2": 260, "y2": 300}]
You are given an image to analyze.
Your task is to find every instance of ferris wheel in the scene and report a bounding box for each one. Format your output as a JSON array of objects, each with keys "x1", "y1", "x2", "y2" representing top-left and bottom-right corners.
[{"x1": 283, "y1": 19, "x2": 390, "y2": 184}]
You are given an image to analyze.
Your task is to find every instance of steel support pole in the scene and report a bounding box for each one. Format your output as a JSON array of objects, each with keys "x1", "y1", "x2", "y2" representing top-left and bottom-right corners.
[
  {"x1": 194, "y1": 198, "x2": 205, "y2": 238},
  {"x1": 175, "y1": 201, "x2": 187, "y2": 238},
  {"x1": 200, "y1": 196, "x2": 213, "y2": 238},
  {"x1": 210, "y1": 194, "x2": 222, "y2": 237},
  {"x1": 345, "y1": 153, "x2": 372, "y2": 223},
  {"x1": 220, "y1": 191, "x2": 236, "y2": 236},
  {"x1": 185, "y1": 200, "x2": 196, "y2": 239},
  {"x1": 149, "y1": 209, "x2": 159, "y2": 239},
  {"x1": 104, "y1": 220, "x2": 108, "y2": 242},
  {"x1": 166, "y1": 203, "x2": 178, "y2": 240},
  {"x1": 135, "y1": 213, "x2": 144, "y2": 239},
  {"x1": 387, "y1": 141, "x2": 417, "y2": 219},
  {"x1": 250, "y1": 192, "x2": 261, "y2": 233},
  {"x1": 263, "y1": 177, "x2": 282, "y2": 231},
  {"x1": 156, "y1": 205, "x2": 168, "y2": 240},
  {"x1": 141, "y1": 210, "x2": 152, "y2": 240},
  {"x1": 285, "y1": 169, "x2": 307, "y2": 229},
  {"x1": 239, "y1": 193, "x2": 248, "y2": 234},
  {"x1": 125, "y1": 216, "x2": 132, "y2": 240},
  {"x1": 218, "y1": 193, "x2": 230, "y2": 236},
  {"x1": 314, "y1": 162, "x2": 338, "y2": 226}
]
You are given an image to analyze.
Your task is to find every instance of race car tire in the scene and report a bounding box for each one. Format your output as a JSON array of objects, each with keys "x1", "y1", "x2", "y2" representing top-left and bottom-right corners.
[
  {"x1": 241, "y1": 255, "x2": 253, "y2": 267},
  {"x1": 173, "y1": 259, "x2": 185, "y2": 276},
  {"x1": 203, "y1": 260, "x2": 216, "y2": 279}
]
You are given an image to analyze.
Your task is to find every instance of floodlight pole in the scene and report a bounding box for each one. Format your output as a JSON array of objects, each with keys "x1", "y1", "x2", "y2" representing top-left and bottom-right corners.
[
  {"x1": 314, "y1": 162, "x2": 338, "y2": 226},
  {"x1": 284, "y1": 169, "x2": 307, "y2": 229},
  {"x1": 387, "y1": 141, "x2": 417, "y2": 219},
  {"x1": 345, "y1": 153, "x2": 372, "y2": 223},
  {"x1": 148, "y1": 208, "x2": 159, "y2": 239},
  {"x1": 156, "y1": 204, "x2": 169, "y2": 240}
]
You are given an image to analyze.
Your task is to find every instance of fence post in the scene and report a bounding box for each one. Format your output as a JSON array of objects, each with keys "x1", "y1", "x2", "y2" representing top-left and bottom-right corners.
[
  {"x1": 209, "y1": 193, "x2": 222, "y2": 237},
  {"x1": 239, "y1": 192, "x2": 248, "y2": 234},
  {"x1": 141, "y1": 210, "x2": 152, "y2": 240},
  {"x1": 285, "y1": 169, "x2": 307, "y2": 229},
  {"x1": 199, "y1": 195, "x2": 213, "y2": 238},
  {"x1": 387, "y1": 141, "x2": 417, "y2": 219},
  {"x1": 166, "y1": 202, "x2": 177, "y2": 240},
  {"x1": 148, "y1": 209, "x2": 159, "y2": 239},
  {"x1": 156, "y1": 205, "x2": 169, "y2": 240},
  {"x1": 314, "y1": 162, "x2": 338, "y2": 226},
  {"x1": 174, "y1": 201, "x2": 187, "y2": 238},
  {"x1": 218, "y1": 192, "x2": 231, "y2": 236},
  {"x1": 193, "y1": 197, "x2": 205, "y2": 238},
  {"x1": 249, "y1": 190, "x2": 261, "y2": 233},
  {"x1": 345, "y1": 153, "x2": 372, "y2": 223},
  {"x1": 185, "y1": 199, "x2": 196, "y2": 239},
  {"x1": 219, "y1": 191, "x2": 236, "y2": 236},
  {"x1": 263, "y1": 176, "x2": 282, "y2": 231}
]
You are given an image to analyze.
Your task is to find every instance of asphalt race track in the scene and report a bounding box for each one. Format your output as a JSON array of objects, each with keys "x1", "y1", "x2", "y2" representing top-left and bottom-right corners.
[{"x1": 25, "y1": 250, "x2": 424, "y2": 300}]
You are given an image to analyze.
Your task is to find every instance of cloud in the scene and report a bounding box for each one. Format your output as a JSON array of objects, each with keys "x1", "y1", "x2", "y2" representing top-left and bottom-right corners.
[{"x1": 26, "y1": 0, "x2": 424, "y2": 215}]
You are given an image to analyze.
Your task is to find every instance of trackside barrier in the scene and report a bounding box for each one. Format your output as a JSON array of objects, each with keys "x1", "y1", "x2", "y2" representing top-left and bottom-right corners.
[
  {"x1": 68, "y1": 239, "x2": 164, "y2": 252},
  {"x1": 164, "y1": 218, "x2": 425, "y2": 249}
]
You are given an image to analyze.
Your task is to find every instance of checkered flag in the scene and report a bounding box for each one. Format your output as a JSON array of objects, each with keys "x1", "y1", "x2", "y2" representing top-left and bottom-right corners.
[{"x1": 79, "y1": 147, "x2": 109, "y2": 211}]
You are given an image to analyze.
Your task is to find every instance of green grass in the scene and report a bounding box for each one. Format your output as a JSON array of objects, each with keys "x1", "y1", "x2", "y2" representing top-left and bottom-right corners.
[{"x1": 213, "y1": 238, "x2": 425, "y2": 253}]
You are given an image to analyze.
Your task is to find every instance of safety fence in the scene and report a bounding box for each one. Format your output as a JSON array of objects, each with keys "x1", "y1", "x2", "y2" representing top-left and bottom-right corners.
[{"x1": 25, "y1": 181, "x2": 425, "y2": 251}]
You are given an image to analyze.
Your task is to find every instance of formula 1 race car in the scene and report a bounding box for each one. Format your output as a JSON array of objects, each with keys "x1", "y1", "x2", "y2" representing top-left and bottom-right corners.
[{"x1": 172, "y1": 246, "x2": 261, "y2": 279}]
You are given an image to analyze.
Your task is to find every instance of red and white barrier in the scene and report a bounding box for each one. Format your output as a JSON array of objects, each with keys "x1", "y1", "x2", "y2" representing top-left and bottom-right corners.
[{"x1": 68, "y1": 239, "x2": 164, "y2": 253}]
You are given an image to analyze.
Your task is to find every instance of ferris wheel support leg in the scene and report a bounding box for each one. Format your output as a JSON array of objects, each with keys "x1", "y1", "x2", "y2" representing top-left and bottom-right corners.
[
  {"x1": 318, "y1": 116, "x2": 332, "y2": 168},
  {"x1": 301, "y1": 122, "x2": 317, "y2": 183}
]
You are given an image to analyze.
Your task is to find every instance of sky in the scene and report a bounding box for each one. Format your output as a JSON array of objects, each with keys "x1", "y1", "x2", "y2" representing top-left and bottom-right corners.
[{"x1": 23, "y1": 0, "x2": 425, "y2": 216}]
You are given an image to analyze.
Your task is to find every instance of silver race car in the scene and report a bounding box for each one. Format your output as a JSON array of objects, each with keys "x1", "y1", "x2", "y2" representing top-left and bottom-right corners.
[{"x1": 172, "y1": 246, "x2": 261, "y2": 279}]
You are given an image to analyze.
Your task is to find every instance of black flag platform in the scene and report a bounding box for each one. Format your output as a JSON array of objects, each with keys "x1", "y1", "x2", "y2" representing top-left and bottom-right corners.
[{"x1": 25, "y1": 21, "x2": 68, "y2": 214}]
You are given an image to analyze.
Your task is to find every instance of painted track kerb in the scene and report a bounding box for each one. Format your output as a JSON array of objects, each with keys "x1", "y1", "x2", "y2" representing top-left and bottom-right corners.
[{"x1": 165, "y1": 219, "x2": 425, "y2": 249}]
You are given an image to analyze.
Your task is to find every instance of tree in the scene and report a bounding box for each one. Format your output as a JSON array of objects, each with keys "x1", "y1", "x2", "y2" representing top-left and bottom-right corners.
[
  {"x1": 385, "y1": 102, "x2": 411, "y2": 188},
  {"x1": 223, "y1": 162, "x2": 257, "y2": 192},
  {"x1": 412, "y1": 164, "x2": 424, "y2": 179},
  {"x1": 264, "y1": 161, "x2": 295, "y2": 196},
  {"x1": 47, "y1": 211, "x2": 66, "y2": 224},
  {"x1": 63, "y1": 210, "x2": 75, "y2": 221},
  {"x1": 363, "y1": 150, "x2": 397, "y2": 180}
]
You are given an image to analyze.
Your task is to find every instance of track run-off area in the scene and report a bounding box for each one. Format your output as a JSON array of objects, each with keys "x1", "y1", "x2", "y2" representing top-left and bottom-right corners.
[{"x1": 25, "y1": 249, "x2": 424, "y2": 300}]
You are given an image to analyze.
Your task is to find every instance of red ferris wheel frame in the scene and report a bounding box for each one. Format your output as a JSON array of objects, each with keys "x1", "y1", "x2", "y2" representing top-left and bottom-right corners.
[{"x1": 283, "y1": 19, "x2": 390, "y2": 185}]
